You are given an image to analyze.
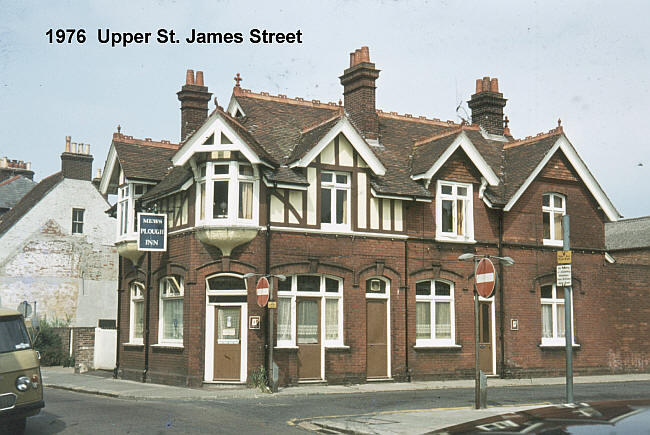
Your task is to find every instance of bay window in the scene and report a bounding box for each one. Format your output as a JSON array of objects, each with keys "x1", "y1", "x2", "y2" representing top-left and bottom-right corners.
[
  {"x1": 321, "y1": 171, "x2": 350, "y2": 230},
  {"x1": 117, "y1": 183, "x2": 150, "y2": 238},
  {"x1": 159, "y1": 276, "x2": 184, "y2": 345},
  {"x1": 276, "y1": 275, "x2": 344, "y2": 347},
  {"x1": 196, "y1": 160, "x2": 258, "y2": 225},
  {"x1": 543, "y1": 193, "x2": 565, "y2": 246},
  {"x1": 129, "y1": 282, "x2": 145, "y2": 343},
  {"x1": 416, "y1": 279, "x2": 455, "y2": 346},
  {"x1": 436, "y1": 181, "x2": 474, "y2": 242}
]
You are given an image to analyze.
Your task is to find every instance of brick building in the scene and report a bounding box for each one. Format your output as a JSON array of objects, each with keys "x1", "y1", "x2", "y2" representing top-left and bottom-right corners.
[
  {"x1": 0, "y1": 137, "x2": 118, "y2": 371},
  {"x1": 100, "y1": 47, "x2": 648, "y2": 387}
]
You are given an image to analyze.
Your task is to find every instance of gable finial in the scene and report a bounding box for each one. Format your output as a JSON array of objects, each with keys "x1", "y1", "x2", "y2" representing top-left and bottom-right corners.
[
  {"x1": 234, "y1": 73, "x2": 242, "y2": 87},
  {"x1": 117, "y1": 124, "x2": 121, "y2": 133},
  {"x1": 504, "y1": 116, "x2": 509, "y2": 129},
  {"x1": 558, "y1": 118, "x2": 562, "y2": 127}
]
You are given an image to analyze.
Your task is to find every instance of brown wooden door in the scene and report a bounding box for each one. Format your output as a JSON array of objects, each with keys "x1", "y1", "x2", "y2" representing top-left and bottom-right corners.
[
  {"x1": 366, "y1": 300, "x2": 388, "y2": 378},
  {"x1": 479, "y1": 301, "x2": 493, "y2": 374},
  {"x1": 297, "y1": 298, "x2": 321, "y2": 380},
  {"x1": 214, "y1": 306, "x2": 241, "y2": 381}
]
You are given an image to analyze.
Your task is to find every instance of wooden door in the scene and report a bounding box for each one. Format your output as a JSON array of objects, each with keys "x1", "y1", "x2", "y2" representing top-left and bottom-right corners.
[
  {"x1": 478, "y1": 301, "x2": 493, "y2": 374},
  {"x1": 366, "y1": 300, "x2": 388, "y2": 378},
  {"x1": 297, "y1": 298, "x2": 321, "y2": 380},
  {"x1": 214, "y1": 306, "x2": 241, "y2": 381}
]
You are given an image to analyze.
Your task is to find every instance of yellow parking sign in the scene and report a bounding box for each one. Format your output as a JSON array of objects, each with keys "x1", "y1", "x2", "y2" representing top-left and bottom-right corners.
[{"x1": 557, "y1": 250, "x2": 572, "y2": 264}]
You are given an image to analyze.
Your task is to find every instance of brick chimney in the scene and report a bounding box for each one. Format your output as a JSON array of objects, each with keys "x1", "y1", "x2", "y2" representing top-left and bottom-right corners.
[
  {"x1": 0, "y1": 157, "x2": 34, "y2": 182},
  {"x1": 177, "y1": 69, "x2": 212, "y2": 141},
  {"x1": 467, "y1": 77, "x2": 507, "y2": 135},
  {"x1": 339, "y1": 47, "x2": 380, "y2": 140},
  {"x1": 61, "y1": 136, "x2": 93, "y2": 180}
]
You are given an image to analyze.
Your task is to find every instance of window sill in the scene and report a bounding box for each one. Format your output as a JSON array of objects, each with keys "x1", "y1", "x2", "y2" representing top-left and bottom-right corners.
[
  {"x1": 539, "y1": 343, "x2": 580, "y2": 349},
  {"x1": 151, "y1": 343, "x2": 184, "y2": 349},
  {"x1": 123, "y1": 342, "x2": 144, "y2": 349},
  {"x1": 151, "y1": 344, "x2": 184, "y2": 353},
  {"x1": 543, "y1": 239, "x2": 563, "y2": 247},
  {"x1": 435, "y1": 236, "x2": 476, "y2": 244},
  {"x1": 414, "y1": 344, "x2": 462, "y2": 351}
]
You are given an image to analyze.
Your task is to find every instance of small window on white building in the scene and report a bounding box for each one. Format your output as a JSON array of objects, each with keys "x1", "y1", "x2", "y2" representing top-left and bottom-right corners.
[
  {"x1": 159, "y1": 276, "x2": 184, "y2": 345},
  {"x1": 541, "y1": 284, "x2": 575, "y2": 346},
  {"x1": 129, "y1": 282, "x2": 145, "y2": 344},
  {"x1": 72, "y1": 208, "x2": 84, "y2": 234},
  {"x1": 436, "y1": 181, "x2": 474, "y2": 242},
  {"x1": 416, "y1": 280, "x2": 455, "y2": 346},
  {"x1": 321, "y1": 171, "x2": 350, "y2": 230},
  {"x1": 543, "y1": 193, "x2": 565, "y2": 246}
]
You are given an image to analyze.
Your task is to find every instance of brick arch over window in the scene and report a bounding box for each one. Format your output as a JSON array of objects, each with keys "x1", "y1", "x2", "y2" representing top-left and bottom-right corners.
[
  {"x1": 357, "y1": 262, "x2": 402, "y2": 290},
  {"x1": 410, "y1": 264, "x2": 464, "y2": 285},
  {"x1": 270, "y1": 259, "x2": 353, "y2": 279},
  {"x1": 153, "y1": 263, "x2": 188, "y2": 281},
  {"x1": 531, "y1": 272, "x2": 582, "y2": 296},
  {"x1": 196, "y1": 258, "x2": 257, "y2": 279}
]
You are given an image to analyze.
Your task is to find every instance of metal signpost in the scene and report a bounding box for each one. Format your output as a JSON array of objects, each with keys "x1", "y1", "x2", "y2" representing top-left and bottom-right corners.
[
  {"x1": 559, "y1": 215, "x2": 574, "y2": 403},
  {"x1": 475, "y1": 258, "x2": 495, "y2": 409},
  {"x1": 137, "y1": 213, "x2": 167, "y2": 383}
]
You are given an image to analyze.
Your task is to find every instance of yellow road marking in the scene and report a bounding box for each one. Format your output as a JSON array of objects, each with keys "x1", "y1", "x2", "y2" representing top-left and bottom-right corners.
[{"x1": 287, "y1": 401, "x2": 552, "y2": 425}]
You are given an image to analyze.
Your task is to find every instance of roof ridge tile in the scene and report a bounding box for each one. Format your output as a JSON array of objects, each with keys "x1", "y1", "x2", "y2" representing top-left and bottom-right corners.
[
  {"x1": 503, "y1": 126, "x2": 564, "y2": 149},
  {"x1": 377, "y1": 109, "x2": 463, "y2": 127},
  {"x1": 113, "y1": 132, "x2": 178, "y2": 149},
  {"x1": 300, "y1": 114, "x2": 342, "y2": 134},
  {"x1": 413, "y1": 124, "x2": 479, "y2": 148},
  {"x1": 233, "y1": 87, "x2": 342, "y2": 110}
]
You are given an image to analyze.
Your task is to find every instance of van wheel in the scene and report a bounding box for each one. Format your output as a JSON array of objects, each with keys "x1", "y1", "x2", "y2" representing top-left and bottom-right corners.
[{"x1": 6, "y1": 417, "x2": 27, "y2": 434}]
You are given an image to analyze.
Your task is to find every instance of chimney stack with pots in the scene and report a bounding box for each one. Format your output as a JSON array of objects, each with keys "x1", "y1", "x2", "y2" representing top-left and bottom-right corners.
[
  {"x1": 177, "y1": 69, "x2": 212, "y2": 142},
  {"x1": 61, "y1": 135, "x2": 93, "y2": 181},
  {"x1": 0, "y1": 156, "x2": 35, "y2": 182},
  {"x1": 339, "y1": 46, "x2": 381, "y2": 140},
  {"x1": 467, "y1": 76, "x2": 508, "y2": 136}
]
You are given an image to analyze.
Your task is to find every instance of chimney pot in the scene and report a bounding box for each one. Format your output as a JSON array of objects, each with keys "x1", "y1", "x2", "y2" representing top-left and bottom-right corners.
[
  {"x1": 482, "y1": 77, "x2": 491, "y2": 92},
  {"x1": 65, "y1": 136, "x2": 71, "y2": 153},
  {"x1": 96, "y1": 168, "x2": 102, "y2": 178},
  {"x1": 186, "y1": 69, "x2": 195, "y2": 85},
  {"x1": 349, "y1": 52, "x2": 355, "y2": 67},
  {"x1": 26, "y1": 162, "x2": 31, "y2": 170},
  {"x1": 196, "y1": 71, "x2": 204, "y2": 86},
  {"x1": 72, "y1": 142, "x2": 77, "y2": 153},
  {"x1": 475, "y1": 79, "x2": 482, "y2": 94},
  {"x1": 490, "y1": 78, "x2": 499, "y2": 92},
  {"x1": 85, "y1": 144, "x2": 90, "y2": 155}
]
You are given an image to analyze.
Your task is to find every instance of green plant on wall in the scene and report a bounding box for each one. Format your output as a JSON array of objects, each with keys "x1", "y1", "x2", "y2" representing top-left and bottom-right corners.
[{"x1": 247, "y1": 366, "x2": 271, "y2": 393}]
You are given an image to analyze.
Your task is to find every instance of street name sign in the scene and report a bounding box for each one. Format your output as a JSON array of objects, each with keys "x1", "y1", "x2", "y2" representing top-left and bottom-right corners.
[
  {"x1": 138, "y1": 213, "x2": 167, "y2": 251},
  {"x1": 557, "y1": 250, "x2": 572, "y2": 264},
  {"x1": 256, "y1": 276, "x2": 270, "y2": 307},
  {"x1": 475, "y1": 258, "x2": 496, "y2": 298},
  {"x1": 557, "y1": 264, "x2": 572, "y2": 286}
]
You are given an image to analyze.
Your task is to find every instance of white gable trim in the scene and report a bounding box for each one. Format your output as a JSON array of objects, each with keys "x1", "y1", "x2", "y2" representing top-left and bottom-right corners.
[
  {"x1": 99, "y1": 145, "x2": 118, "y2": 195},
  {"x1": 289, "y1": 117, "x2": 386, "y2": 176},
  {"x1": 503, "y1": 135, "x2": 620, "y2": 221},
  {"x1": 411, "y1": 131, "x2": 500, "y2": 186},
  {"x1": 172, "y1": 111, "x2": 264, "y2": 167},
  {"x1": 369, "y1": 187, "x2": 431, "y2": 202},
  {"x1": 227, "y1": 97, "x2": 246, "y2": 118}
]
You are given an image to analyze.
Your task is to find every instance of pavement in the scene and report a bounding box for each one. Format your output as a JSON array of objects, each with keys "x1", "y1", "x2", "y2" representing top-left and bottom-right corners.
[{"x1": 41, "y1": 367, "x2": 650, "y2": 434}]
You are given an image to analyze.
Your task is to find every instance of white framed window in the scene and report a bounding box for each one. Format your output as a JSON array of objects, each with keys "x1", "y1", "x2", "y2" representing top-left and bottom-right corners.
[
  {"x1": 72, "y1": 208, "x2": 84, "y2": 234},
  {"x1": 129, "y1": 282, "x2": 145, "y2": 344},
  {"x1": 117, "y1": 183, "x2": 150, "y2": 238},
  {"x1": 436, "y1": 181, "x2": 474, "y2": 242},
  {"x1": 158, "y1": 276, "x2": 184, "y2": 345},
  {"x1": 195, "y1": 160, "x2": 259, "y2": 226},
  {"x1": 320, "y1": 171, "x2": 350, "y2": 230},
  {"x1": 276, "y1": 275, "x2": 344, "y2": 348},
  {"x1": 543, "y1": 193, "x2": 565, "y2": 246},
  {"x1": 415, "y1": 279, "x2": 455, "y2": 346},
  {"x1": 541, "y1": 284, "x2": 575, "y2": 346}
]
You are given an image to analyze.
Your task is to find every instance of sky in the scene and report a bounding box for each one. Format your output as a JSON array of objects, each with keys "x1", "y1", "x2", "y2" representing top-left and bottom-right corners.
[{"x1": 1, "y1": 0, "x2": 648, "y2": 218}]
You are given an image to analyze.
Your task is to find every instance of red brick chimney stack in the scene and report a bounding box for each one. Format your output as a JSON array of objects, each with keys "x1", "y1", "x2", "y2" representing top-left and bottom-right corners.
[
  {"x1": 177, "y1": 69, "x2": 212, "y2": 141},
  {"x1": 61, "y1": 135, "x2": 93, "y2": 181},
  {"x1": 339, "y1": 46, "x2": 380, "y2": 140},
  {"x1": 468, "y1": 76, "x2": 508, "y2": 136}
]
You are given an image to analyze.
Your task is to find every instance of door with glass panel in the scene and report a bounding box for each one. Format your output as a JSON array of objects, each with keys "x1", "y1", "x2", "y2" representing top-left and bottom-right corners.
[
  {"x1": 297, "y1": 298, "x2": 321, "y2": 380},
  {"x1": 214, "y1": 306, "x2": 241, "y2": 381},
  {"x1": 478, "y1": 301, "x2": 493, "y2": 374},
  {"x1": 366, "y1": 299, "x2": 388, "y2": 378}
]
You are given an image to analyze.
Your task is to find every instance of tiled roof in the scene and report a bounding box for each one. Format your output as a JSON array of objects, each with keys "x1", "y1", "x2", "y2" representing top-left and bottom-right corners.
[
  {"x1": 0, "y1": 175, "x2": 37, "y2": 210},
  {"x1": 289, "y1": 115, "x2": 342, "y2": 162},
  {"x1": 139, "y1": 166, "x2": 192, "y2": 204},
  {"x1": 606, "y1": 216, "x2": 650, "y2": 250},
  {"x1": 0, "y1": 172, "x2": 63, "y2": 235},
  {"x1": 262, "y1": 166, "x2": 308, "y2": 185},
  {"x1": 216, "y1": 107, "x2": 278, "y2": 165},
  {"x1": 112, "y1": 133, "x2": 178, "y2": 182}
]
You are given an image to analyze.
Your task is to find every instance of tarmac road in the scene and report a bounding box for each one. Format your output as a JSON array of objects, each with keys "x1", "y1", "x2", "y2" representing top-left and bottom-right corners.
[{"x1": 24, "y1": 380, "x2": 650, "y2": 434}]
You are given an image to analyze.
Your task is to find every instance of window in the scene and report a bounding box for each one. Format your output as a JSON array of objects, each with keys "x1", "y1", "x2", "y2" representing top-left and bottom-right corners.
[
  {"x1": 117, "y1": 183, "x2": 150, "y2": 238},
  {"x1": 436, "y1": 181, "x2": 474, "y2": 242},
  {"x1": 276, "y1": 275, "x2": 344, "y2": 347},
  {"x1": 321, "y1": 171, "x2": 350, "y2": 230},
  {"x1": 129, "y1": 282, "x2": 145, "y2": 343},
  {"x1": 415, "y1": 280, "x2": 455, "y2": 346},
  {"x1": 72, "y1": 208, "x2": 84, "y2": 234},
  {"x1": 541, "y1": 284, "x2": 574, "y2": 346},
  {"x1": 543, "y1": 193, "x2": 565, "y2": 246},
  {"x1": 159, "y1": 276, "x2": 184, "y2": 344},
  {"x1": 196, "y1": 160, "x2": 258, "y2": 225},
  {"x1": 158, "y1": 193, "x2": 189, "y2": 229}
]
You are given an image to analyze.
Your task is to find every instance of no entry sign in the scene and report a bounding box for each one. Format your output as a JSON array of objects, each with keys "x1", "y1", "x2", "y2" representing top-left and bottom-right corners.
[
  {"x1": 475, "y1": 258, "x2": 496, "y2": 298},
  {"x1": 256, "y1": 276, "x2": 270, "y2": 307}
]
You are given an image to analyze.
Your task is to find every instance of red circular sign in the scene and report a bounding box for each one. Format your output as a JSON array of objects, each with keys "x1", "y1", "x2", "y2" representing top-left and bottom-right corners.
[
  {"x1": 475, "y1": 258, "x2": 496, "y2": 298},
  {"x1": 256, "y1": 276, "x2": 270, "y2": 307}
]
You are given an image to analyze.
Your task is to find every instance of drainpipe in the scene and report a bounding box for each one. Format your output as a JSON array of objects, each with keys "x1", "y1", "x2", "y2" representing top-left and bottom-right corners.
[
  {"x1": 265, "y1": 183, "x2": 274, "y2": 387},
  {"x1": 498, "y1": 209, "x2": 505, "y2": 378},
  {"x1": 142, "y1": 251, "x2": 151, "y2": 383},
  {"x1": 404, "y1": 238, "x2": 410, "y2": 381},
  {"x1": 113, "y1": 257, "x2": 122, "y2": 379}
]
